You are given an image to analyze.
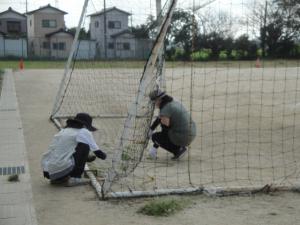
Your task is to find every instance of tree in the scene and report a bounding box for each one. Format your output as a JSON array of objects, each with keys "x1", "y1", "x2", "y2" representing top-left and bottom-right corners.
[
  {"x1": 194, "y1": 7, "x2": 237, "y2": 39},
  {"x1": 67, "y1": 27, "x2": 90, "y2": 39},
  {"x1": 131, "y1": 15, "x2": 158, "y2": 39},
  {"x1": 196, "y1": 32, "x2": 234, "y2": 59},
  {"x1": 193, "y1": 8, "x2": 236, "y2": 59},
  {"x1": 166, "y1": 9, "x2": 198, "y2": 60},
  {"x1": 131, "y1": 24, "x2": 149, "y2": 39},
  {"x1": 248, "y1": 0, "x2": 300, "y2": 58},
  {"x1": 234, "y1": 34, "x2": 258, "y2": 59}
]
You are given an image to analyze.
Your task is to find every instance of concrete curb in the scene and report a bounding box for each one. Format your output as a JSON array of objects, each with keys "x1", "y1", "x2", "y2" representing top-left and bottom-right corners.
[{"x1": 0, "y1": 69, "x2": 38, "y2": 225}]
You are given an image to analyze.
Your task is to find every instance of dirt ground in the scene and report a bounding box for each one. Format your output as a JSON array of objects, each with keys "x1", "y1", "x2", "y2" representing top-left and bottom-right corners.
[{"x1": 14, "y1": 69, "x2": 300, "y2": 225}]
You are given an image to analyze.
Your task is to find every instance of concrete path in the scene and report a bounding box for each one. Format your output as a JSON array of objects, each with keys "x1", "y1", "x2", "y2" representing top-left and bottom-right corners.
[{"x1": 0, "y1": 69, "x2": 38, "y2": 225}]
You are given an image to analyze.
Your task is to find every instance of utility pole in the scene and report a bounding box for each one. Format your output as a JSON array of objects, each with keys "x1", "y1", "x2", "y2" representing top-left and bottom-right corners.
[
  {"x1": 103, "y1": 0, "x2": 107, "y2": 59},
  {"x1": 25, "y1": 0, "x2": 28, "y2": 13},
  {"x1": 155, "y1": 0, "x2": 165, "y2": 89},
  {"x1": 262, "y1": 0, "x2": 268, "y2": 58},
  {"x1": 156, "y1": 0, "x2": 161, "y2": 21}
]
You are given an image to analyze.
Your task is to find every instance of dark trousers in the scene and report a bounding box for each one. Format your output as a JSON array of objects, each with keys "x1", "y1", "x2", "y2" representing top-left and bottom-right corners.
[
  {"x1": 69, "y1": 143, "x2": 90, "y2": 178},
  {"x1": 152, "y1": 127, "x2": 181, "y2": 155}
]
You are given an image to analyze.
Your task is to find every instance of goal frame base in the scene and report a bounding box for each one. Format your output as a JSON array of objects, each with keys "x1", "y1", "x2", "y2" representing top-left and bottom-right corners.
[{"x1": 50, "y1": 117, "x2": 300, "y2": 200}]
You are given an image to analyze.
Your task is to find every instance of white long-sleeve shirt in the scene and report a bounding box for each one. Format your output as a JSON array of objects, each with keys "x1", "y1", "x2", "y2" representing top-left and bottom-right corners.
[{"x1": 41, "y1": 127, "x2": 99, "y2": 179}]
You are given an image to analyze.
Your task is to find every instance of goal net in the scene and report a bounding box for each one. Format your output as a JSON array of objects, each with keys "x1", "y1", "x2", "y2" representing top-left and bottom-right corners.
[{"x1": 51, "y1": 0, "x2": 300, "y2": 198}]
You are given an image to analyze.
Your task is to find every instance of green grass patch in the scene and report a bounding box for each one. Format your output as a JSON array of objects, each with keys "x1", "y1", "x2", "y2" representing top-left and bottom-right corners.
[
  {"x1": 168, "y1": 59, "x2": 300, "y2": 68},
  {"x1": 0, "y1": 60, "x2": 146, "y2": 70},
  {"x1": 121, "y1": 151, "x2": 132, "y2": 161},
  {"x1": 7, "y1": 174, "x2": 19, "y2": 182},
  {"x1": 137, "y1": 198, "x2": 189, "y2": 217},
  {"x1": 0, "y1": 69, "x2": 4, "y2": 96},
  {"x1": 0, "y1": 59, "x2": 299, "y2": 70},
  {"x1": 0, "y1": 60, "x2": 66, "y2": 70}
]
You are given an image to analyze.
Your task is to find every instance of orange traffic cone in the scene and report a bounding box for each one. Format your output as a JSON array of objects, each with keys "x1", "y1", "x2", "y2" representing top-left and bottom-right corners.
[
  {"x1": 19, "y1": 58, "x2": 24, "y2": 70},
  {"x1": 255, "y1": 57, "x2": 261, "y2": 68}
]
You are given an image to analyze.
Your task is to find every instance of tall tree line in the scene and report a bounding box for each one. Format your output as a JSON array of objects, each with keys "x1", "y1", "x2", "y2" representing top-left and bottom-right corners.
[{"x1": 131, "y1": 0, "x2": 300, "y2": 60}]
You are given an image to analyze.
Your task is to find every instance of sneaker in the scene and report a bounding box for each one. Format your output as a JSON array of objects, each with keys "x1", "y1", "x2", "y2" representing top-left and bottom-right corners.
[
  {"x1": 171, "y1": 146, "x2": 187, "y2": 160},
  {"x1": 87, "y1": 155, "x2": 96, "y2": 162},
  {"x1": 148, "y1": 146, "x2": 157, "y2": 159},
  {"x1": 65, "y1": 177, "x2": 90, "y2": 187},
  {"x1": 50, "y1": 176, "x2": 69, "y2": 185}
]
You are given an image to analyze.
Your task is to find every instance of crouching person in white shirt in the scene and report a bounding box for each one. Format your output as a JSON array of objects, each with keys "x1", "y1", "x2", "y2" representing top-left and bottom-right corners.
[{"x1": 41, "y1": 113, "x2": 106, "y2": 186}]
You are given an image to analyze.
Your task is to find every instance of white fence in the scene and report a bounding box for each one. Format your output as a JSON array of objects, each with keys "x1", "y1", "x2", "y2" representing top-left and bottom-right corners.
[
  {"x1": 75, "y1": 40, "x2": 96, "y2": 59},
  {"x1": 0, "y1": 36, "x2": 150, "y2": 60},
  {"x1": 0, "y1": 36, "x2": 27, "y2": 58}
]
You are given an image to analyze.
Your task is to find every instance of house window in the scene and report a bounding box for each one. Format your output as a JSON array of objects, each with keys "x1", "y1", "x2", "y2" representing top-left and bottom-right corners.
[
  {"x1": 0, "y1": 21, "x2": 2, "y2": 26},
  {"x1": 116, "y1": 42, "x2": 123, "y2": 50},
  {"x1": 116, "y1": 42, "x2": 130, "y2": 50},
  {"x1": 123, "y1": 43, "x2": 130, "y2": 50},
  {"x1": 108, "y1": 43, "x2": 114, "y2": 49},
  {"x1": 53, "y1": 43, "x2": 58, "y2": 49},
  {"x1": 108, "y1": 21, "x2": 121, "y2": 29},
  {"x1": 30, "y1": 20, "x2": 32, "y2": 26},
  {"x1": 7, "y1": 21, "x2": 21, "y2": 33},
  {"x1": 43, "y1": 42, "x2": 50, "y2": 49},
  {"x1": 58, "y1": 42, "x2": 65, "y2": 50},
  {"x1": 42, "y1": 19, "x2": 57, "y2": 28},
  {"x1": 95, "y1": 21, "x2": 99, "y2": 28},
  {"x1": 53, "y1": 42, "x2": 66, "y2": 50}
]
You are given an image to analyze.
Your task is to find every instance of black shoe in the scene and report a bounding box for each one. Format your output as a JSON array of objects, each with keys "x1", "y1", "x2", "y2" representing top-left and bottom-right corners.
[
  {"x1": 171, "y1": 147, "x2": 187, "y2": 160},
  {"x1": 50, "y1": 176, "x2": 69, "y2": 185},
  {"x1": 87, "y1": 155, "x2": 96, "y2": 162}
]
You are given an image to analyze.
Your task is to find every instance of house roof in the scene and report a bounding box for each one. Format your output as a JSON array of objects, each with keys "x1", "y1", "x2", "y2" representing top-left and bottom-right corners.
[
  {"x1": 110, "y1": 29, "x2": 134, "y2": 38},
  {"x1": 26, "y1": 4, "x2": 67, "y2": 15},
  {"x1": 89, "y1": 7, "x2": 131, "y2": 17},
  {"x1": 45, "y1": 28, "x2": 74, "y2": 38},
  {"x1": 0, "y1": 7, "x2": 26, "y2": 18}
]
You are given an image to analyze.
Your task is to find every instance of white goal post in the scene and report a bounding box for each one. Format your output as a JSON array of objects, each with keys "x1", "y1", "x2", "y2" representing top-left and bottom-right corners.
[{"x1": 50, "y1": 0, "x2": 300, "y2": 199}]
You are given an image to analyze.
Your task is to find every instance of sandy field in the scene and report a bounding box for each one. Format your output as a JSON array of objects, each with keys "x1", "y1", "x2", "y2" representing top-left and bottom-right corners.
[{"x1": 13, "y1": 69, "x2": 300, "y2": 225}]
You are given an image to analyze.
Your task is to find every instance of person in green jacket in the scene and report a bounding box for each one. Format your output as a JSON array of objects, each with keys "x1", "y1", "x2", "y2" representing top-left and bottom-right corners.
[{"x1": 148, "y1": 89, "x2": 196, "y2": 160}]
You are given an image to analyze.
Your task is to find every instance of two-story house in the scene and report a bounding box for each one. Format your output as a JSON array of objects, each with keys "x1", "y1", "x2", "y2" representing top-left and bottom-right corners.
[
  {"x1": 0, "y1": 7, "x2": 27, "y2": 37},
  {"x1": 26, "y1": 4, "x2": 73, "y2": 58},
  {"x1": 90, "y1": 7, "x2": 143, "y2": 59}
]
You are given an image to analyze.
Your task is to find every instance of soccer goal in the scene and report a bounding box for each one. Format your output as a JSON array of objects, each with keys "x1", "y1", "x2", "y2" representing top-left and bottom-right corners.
[{"x1": 51, "y1": 0, "x2": 300, "y2": 199}]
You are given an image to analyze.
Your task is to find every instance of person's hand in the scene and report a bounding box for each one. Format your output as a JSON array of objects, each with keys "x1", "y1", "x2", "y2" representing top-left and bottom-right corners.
[
  {"x1": 148, "y1": 129, "x2": 154, "y2": 139},
  {"x1": 94, "y1": 150, "x2": 106, "y2": 160},
  {"x1": 101, "y1": 152, "x2": 107, "y2": 160},
  {"x1": 160, "y1": 116, "x2": 170, "y2": 127}
]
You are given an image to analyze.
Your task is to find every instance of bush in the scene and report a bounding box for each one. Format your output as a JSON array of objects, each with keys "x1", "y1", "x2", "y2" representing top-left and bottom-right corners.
[
  {"x1": 191, "y1": 49, "x2": 212, "y2": 61},
  {"x1": 219, "y1": 50, "x2": 228, "y2": 60},
  {"x1": 291, "y1": 44, "x2": 300, "y2": 57},
  {"x1": 137, "y1": 198, "x2": 188, "y2": 216},
  {"x1": 257, "y1": 48, "x2": 263, "y2": 57},
  {"x1": 173, "y1": 48, "x2": 186, "y2": 60}
]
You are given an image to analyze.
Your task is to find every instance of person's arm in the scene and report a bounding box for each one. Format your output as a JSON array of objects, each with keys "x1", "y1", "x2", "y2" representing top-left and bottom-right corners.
[
  {"x1": 150, "y1": 117, "x2": 161, "y2": 130},
  {"x1": 148, "y1": 117, "x2": 161, "y2": 138},
  {"x1": 76, "y1": 142, "x2": 106, "y2": 161},
  {"x1": 77, "y1": 128, "x2": 107, "y2": 160}
]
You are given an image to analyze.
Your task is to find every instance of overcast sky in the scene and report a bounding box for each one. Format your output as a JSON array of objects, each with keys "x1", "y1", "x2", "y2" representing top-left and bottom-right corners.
[{"x1": 0, "y1": 0, "x2": 253, "y2": 28}]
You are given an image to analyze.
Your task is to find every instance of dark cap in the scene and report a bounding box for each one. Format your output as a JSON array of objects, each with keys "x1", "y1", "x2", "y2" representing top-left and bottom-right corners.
[
  {"x1": 70, "y1": 113, "x2": 97, "y2": 131},
  {"x1": 149, "y1": 89, "x2": 166, "y2": 101}
]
